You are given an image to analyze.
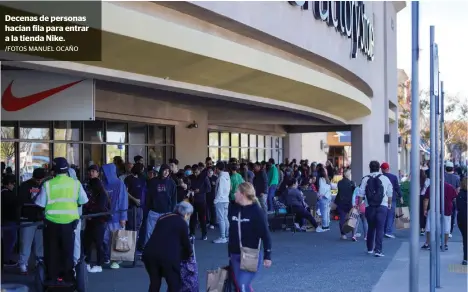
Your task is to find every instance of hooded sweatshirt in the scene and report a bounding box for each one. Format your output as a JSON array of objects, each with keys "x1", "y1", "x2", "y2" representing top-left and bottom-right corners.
[
  {"x1": 214, "y1": 171, "x2": 230, "y2": 204},
  {"x1": 146, "y1": 164, "x2": 177, "y2": 213},
  {"x1": 230, "y1": 172, "x2": 244, "y2": 201},
  {"x1": 101, "y1": 164, "x2": 128, "y2": 223},
  {"x1": 189, "y1": 173, "x2": 211, "y2": 203}
]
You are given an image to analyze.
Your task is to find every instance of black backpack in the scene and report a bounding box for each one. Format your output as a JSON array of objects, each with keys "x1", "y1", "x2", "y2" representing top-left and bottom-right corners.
[{"x1": 365, "y1": 175, "x2": 384, "y2": 207}]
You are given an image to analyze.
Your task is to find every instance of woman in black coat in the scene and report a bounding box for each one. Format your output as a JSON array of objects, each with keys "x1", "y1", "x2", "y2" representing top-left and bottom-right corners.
[{"x1": 143, "y1": 201, "x2": 193, "y2": 292}]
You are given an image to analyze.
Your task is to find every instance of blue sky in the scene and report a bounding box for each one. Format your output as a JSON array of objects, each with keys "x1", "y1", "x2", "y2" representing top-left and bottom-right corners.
[{"x1": 397, "y1": 1, "x2": 468, "y2": 98}]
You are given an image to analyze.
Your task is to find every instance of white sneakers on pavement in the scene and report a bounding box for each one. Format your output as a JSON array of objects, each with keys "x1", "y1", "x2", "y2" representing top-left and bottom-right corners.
[
  {"x1": 385, "y1": 234, "x2": 396, "y2": 239},
  {"x1": 87, "y1": 265, "x2": 103, "y2": 273},
  {"x1": 213, "y1": 237, "x2": 228, "y2": 244}
]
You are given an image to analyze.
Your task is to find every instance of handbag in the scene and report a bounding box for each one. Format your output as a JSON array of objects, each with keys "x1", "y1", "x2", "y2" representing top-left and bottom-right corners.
[{"x1": 238, "y1": 211, "x2": 261, "y2": 272}]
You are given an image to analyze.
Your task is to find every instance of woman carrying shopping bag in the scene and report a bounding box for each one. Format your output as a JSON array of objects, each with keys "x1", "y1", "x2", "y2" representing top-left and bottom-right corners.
[{"x1": 228, "y1": 182, "x2": 272, "y2": 291}]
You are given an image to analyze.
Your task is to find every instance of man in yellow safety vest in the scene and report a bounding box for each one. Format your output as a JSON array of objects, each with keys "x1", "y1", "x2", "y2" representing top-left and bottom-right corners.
[{"x1": 35, "y1": 157, "x2": 88, "y2": 283}]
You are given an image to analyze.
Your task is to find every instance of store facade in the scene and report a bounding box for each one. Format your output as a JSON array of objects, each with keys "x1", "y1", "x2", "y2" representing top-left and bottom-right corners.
[{"x1": 1, "y1": 1, "x2": 405, "y2": 181}]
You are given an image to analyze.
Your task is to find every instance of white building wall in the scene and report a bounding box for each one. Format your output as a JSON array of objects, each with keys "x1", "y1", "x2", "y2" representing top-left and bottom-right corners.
[{"x1": 301, "y1": 133, "x2": 328, "y2": 164}]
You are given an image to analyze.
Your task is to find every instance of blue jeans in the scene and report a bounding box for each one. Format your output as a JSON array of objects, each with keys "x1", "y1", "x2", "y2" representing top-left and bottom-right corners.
[
  {"x1": 365, "y1": 206, "x2": 388, "y2": 253},
  {"x1": 215, "y1": 202, "x2": 229, "y2": 239},
  {"x1": 354, "y1": 214, "x2": 369, "y2": 238},
  {"x1": 267, "y1": 185, "x2": 277, "y2": 211},
  {"x1": 337, "y1": 206, "x2": 352, "y2": 235},
  {"x1": 318, "y1": 197, "x2": 331, "y2": 228},
  {"x1": 384, "y1": 200, "x2": 396, "y2": 234},
  {"x1": 103, "y1": 222, "x2": 121, "y2": 262},
  {"x1": 230, "y1": 253, "x2": 262, "y2": 292},
  {"x1": 145, "y1": 210, "x2": 163, "y2": 246}
]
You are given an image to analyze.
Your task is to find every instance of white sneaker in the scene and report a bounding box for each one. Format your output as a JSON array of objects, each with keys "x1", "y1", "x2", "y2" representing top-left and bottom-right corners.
[
  {"x1": 294, "y1": 223, "x2": 301, "y2": 230},
  {"x1": 110, "y1": 262, "x2": 120, "y2": 269},
  {"x1": 19, "y1": 263, "x2": 27, "y2": 274},
  {"x1": 367, "y1": 250, "x2": 374, "y2": 254},
  {"x1": 354, "y1": 233, "x2": 362, "y2": 238},
  {"x1": 86, "y1": 264, "x2": 92, "y2": 272},
  {"x1": 89, "y1": 266, "x2": 103, "y2": 273},
  {"x1": 315, "y1": 227, "x2": 326, "y2": 233},
  {"x1": 340, "y1": 235, "x2": 347, "y2": 240},
  {"x1": 213, "y1": 237, "x2": 228, "y2": 244},
  {"x1": 449, "y1": 234, "x2": 453, "y2": 238},
  {"x1": 209, "y1": 225, "x2": 215, "y2": 230},
  {"x1": 385, "y1": 234, "x2": 395, "y2": 239}
]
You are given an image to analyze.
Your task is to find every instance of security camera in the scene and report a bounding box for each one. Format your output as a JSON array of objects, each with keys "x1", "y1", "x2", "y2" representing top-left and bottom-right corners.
[{"x1": 187, "y1": 121, "x2": 198, "y2": 129}]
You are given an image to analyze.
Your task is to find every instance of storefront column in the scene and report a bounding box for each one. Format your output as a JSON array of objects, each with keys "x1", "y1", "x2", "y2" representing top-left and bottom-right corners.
[
  {"x1": 284, "y1": 133, "x2": 303, "y2": 161},
  {"x1": 351, "y1": 125, "x2": 364, "y2": 181}
]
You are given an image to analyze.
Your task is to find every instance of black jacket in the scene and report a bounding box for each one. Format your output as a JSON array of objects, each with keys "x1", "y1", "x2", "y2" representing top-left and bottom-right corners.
[
  {"x1": 146, "y1": 176, "x2": 177, "y2": 214},
  {"x1": 189, "y1": 174, "x2": 211, "y2": 203},
  {"x1": 457, "y1": 190, "x2": 467, "y2": 224},
  {"x1": 228, "y1": 203, "x2": 272, "y2": 260},
  {"x1": 253, "y1": 170, "x2": 268, "y2": 197},
  {"x1": 2, "y1": 188, "x2": 19, "y2": 222},
  {"x1": 335, "y1": 178, "x2": 355, "y2": 210},
  {"x1": 18, "y1": 179, "x2": 44, "y2": 222},
  {"x1": 143, "y1": 212, "x2": 192, "y2": 266}
]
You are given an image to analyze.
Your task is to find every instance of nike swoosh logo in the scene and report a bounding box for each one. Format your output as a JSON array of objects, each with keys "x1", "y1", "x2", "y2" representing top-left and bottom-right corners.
[{"x1": 2, "y1": 79, "x2": 84, "y2": 112}]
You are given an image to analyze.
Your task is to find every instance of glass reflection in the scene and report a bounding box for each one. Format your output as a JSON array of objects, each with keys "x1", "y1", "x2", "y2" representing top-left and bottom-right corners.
[{"x1": 19, "y1": 142, "x2": 50, "y2": 183}]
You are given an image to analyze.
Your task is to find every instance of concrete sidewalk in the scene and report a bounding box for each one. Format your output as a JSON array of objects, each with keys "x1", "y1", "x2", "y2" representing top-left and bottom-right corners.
[{"x1": 372, "y1": 242, "x2": 467, "y2": 292}]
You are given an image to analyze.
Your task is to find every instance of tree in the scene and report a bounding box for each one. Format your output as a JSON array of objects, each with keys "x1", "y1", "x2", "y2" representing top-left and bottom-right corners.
[{"x1": 418, "y1": 91, "x2": 468, "y2": 160}]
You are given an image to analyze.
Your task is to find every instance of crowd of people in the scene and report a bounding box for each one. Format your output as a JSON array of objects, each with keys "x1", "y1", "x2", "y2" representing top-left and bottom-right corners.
[{"x1": 1, "y1": 155, "x2": 467, "y2": 292}]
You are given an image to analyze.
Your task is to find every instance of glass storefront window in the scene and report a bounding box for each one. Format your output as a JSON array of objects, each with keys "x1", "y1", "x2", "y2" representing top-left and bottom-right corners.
[
  {"x1": 54, "y1": 121, "x2": 81, "y2": 141},
  {"x1": 208, "y1": 147, "x2": 219, "y2": 162},
  {"x1": 84, "y1": 121, "x2": 104, "y2": 142},
  {"x1": 129, "y1": 145, "x2": 146, "y2": 164},
  {"x1": 54, "y1": 143, "x2": 80, "y2": 168},
  {"x1": 165, "y1": 146, "x2": 174, "y2": 163},
  {"x1": 249, "y1": 135, "x2": 257, "y2": 147},
  {"x1": 240, "y1": 134, "x2": 248, "y2": 147},
  {"x1": 1, "y1": 142, "x2": 16, "y2": 173},
  {"x1": 231, "y1": 133, "x2": 239, "y2": 147},
  {"x1": 107, "y1": 122, "x2": 127, "y2": 143},
  {"x1": 19, "y1": 142, "x2": 50, "y2": 183},
  {"x1": 1, "y1": 121, "x2": 16, "y2": 139},
  {"x1": 106, "y1": 144, "x2": 126, "y2": 163},
  {"x1": 273, "y1": 137, "x2": 280, "y2": 148},
  {"x1": 148, "y1": 146, "x2": 164, "y2": 166},
  {"x1": 20, "y1": 121, "x2": 50, "y2": 140},
  {"x1": 257, "y1": 149, "x2": 265, "y2": 162},
  {"x1": 258, "y1": 135, "x2": 264, "y2": 148},
  {"x1": 249, "y1": 148, "x2": 257, "y2": 162},
  {"x1": 265, "y1": 136, "x2": 272, "y2": 149},
  {"x1": 231, "y1": 148, "x2": 239, "y2": 159},
  {"x1": 240, "y1": 148, "x2": 248, "y2": 160},
  {"x1": 265, "y1": 149, "x2": 272, "y2": 161},
  {"x1": 278, "y1": 137, "x2": 283, "y2": 149},
  {"x1": 220, "y1": 148, "x2": 230, "y2": 161},
  {"x1": 84, "y1": 144, "x2": 103, "y2": 167},
  {"x1": 209, "y1": 132, "x2": 219, "y2": 147},
  {"x1": 166, "y1": 127, "x2": 174, "y2": 145},
  {"x1": 149, "y1": 125, "x2": 165, "y2": 145},
  {"x1": 220, "y1": 132, "x2": 230, "y2": 147},
  {"x1": 129, "y1": 123, "x2": 147, "y2": 144}
]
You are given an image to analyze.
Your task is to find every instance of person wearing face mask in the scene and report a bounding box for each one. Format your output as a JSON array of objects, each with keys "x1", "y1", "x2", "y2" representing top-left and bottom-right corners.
[
  {"x1": 143, "y1": 202, "x2": 193, "y2": 292},
  {"x1": 176, "y1": 172, "x2": 191, "y2": 203},
  {"x1": 206, "y1": 168, "x2": 218, "y2": 229},
  {"x1": 188, "y1": 165, "x2": 211, "y2": 240},
  {"x1": 145, "y1": 164, "x2": 177, "y2": 245}
]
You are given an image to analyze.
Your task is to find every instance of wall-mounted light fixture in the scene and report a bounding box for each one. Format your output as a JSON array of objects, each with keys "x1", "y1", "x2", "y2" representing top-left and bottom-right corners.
[{"x1": 187, "y1": 121, "x2": 198, "y2": 129}]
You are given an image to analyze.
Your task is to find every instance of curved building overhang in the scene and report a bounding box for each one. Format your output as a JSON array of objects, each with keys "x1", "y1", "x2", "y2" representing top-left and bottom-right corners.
[{"x1": 1, "y1": 2, "x2": 372, "y2": 122}]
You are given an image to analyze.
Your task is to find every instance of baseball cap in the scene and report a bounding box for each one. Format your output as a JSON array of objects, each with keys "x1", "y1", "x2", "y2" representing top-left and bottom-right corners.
[
  {"x1": 32, "y1": 168, "x2": 47, "y2": 180},
  {"x1": 87, "y1": 165, "x2": 99, "y2": 172},
  {"x1": 53, "y1": 157, "x2": 69, "y2": 173},
  {"x1": 380, "y1": 162, "x2": 390, "y2": 170},
  {"x1": 445, "y1": 161, "x2": 454, "y2": 168}
]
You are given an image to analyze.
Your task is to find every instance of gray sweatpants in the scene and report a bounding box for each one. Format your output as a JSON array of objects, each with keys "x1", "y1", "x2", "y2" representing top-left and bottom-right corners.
[
  {"x1": 103, "y1": 222, "x2": 121, "y2": 262},
  {"x1": 19, "y1": 222, "x2": 43, "y2": 266}
]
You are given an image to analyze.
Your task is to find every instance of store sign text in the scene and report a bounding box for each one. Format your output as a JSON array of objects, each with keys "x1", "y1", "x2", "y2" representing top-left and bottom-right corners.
[{"x1": 288, "y1": 1, "x2": 375, "y2": 61}]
